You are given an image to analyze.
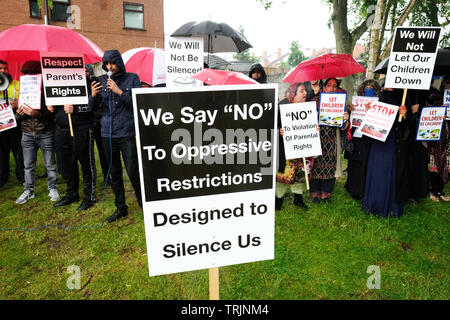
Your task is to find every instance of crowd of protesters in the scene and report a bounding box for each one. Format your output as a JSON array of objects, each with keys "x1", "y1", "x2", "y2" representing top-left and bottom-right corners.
[
  {"x1": 0, "y1": 50, "x2": 142, "y2": 223},
  {"x1": 276, "y1": 74, "x2": 450, "y2": 218},
  {"x1": 1, "y1": 53, "x2": 448, "y2": 222}
]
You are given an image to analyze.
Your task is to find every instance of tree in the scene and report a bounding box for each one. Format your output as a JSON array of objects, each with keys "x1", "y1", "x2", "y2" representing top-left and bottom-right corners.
[
  {"x1": 286, "y1": 41, "x2": 307, "y2": 68},
  {"x1": 233, "y1": 26, "x2": 261, "y2": 63}
]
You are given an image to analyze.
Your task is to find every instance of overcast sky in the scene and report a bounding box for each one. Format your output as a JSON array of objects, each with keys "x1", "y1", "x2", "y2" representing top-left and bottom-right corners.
[{"x1": 163, "y1": 0, "x2": 336, "y2": 58}]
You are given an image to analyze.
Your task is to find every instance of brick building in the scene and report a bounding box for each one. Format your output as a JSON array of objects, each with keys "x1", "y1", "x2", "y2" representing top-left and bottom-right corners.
[{"x1": 0, "y1": 0, "x2": 164, "y2": 53}]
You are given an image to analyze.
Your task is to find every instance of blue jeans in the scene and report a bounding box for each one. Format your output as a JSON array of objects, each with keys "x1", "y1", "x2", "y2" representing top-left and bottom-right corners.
[{"x1": 22, "y1": 131, "x2": 58, "y2": 192}]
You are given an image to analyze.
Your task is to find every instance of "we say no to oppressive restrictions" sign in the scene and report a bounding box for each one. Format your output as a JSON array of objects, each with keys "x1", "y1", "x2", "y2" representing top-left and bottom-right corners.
[{"x1": 132, "y1": 85, "x2": 277, "y2": 276}]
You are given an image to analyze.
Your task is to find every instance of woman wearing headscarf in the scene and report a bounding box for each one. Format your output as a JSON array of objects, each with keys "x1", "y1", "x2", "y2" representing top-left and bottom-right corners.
[
  {"x1": 309, "y1": 78, "x2": 349, "y2": 203},
  {"x1": 275, "y1": 82, "x2": 312, "y2": 210},
  {"x1": 362, "y1": 88, "x2": 409, "y2": 217},
  {"x1": 344, "y1": 79, "x2": 381, "y2": 199}
]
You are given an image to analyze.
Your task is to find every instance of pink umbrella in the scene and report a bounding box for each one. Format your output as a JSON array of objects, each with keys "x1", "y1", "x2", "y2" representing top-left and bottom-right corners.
[
  {"x1": 122, "y1": 47, "x2": 166, "y2": 86},
  {"x1": 0, "y1": 24, "x2": 104, "y2": 79},
  {"x1": 192, "y1": 68, "x2": 259, "y2": 85},
  {"x1": 283, "y1": 53, "x2": 366, "y2": 83}
]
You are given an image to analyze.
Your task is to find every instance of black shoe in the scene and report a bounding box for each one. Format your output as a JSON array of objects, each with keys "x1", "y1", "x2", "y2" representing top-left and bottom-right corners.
[
  {"x1": 275, "y1": 197, "x2": 284, "y2": 210},
  {"x1": 106, "y1": 208, "x2": 128, "y2": 223},
  {"x1": 53, "y1": 195, "x2": 80, "y2": 207},
  {"x1": 312, "y1": 197, "x2": 320, "y2": 203},
  {"x1": 294, "y1": 194, "x2": 308, "y2": 210},
  {"x1": 77, "y1": 200, "x2": 96, "y2": 211}
]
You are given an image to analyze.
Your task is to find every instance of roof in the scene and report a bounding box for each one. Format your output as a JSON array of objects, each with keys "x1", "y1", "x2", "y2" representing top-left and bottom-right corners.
[{"x1": 204, "y1": 54, "x2": 230, "y2": 70}]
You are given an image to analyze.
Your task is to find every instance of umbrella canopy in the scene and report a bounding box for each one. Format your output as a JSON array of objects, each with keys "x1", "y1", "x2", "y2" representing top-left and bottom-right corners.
[
  {"x1": 122, "y1": 47, "x2": 166, "y2": 86},
  {"x1": 192, "y1": 68, "x2": 258, "y2": 85},
  {"x1": 170, "y1": 20, "x2": 252, "y2": 53},
  {"x1": 374, "y1": 48, "x2": 450, "y2": 76},
  {"x1": 283, "y1": 53, "x2": 366, "y2": 83},
  {"x1": 0, "y1": 24, "x2": 104, "y2": 79}
]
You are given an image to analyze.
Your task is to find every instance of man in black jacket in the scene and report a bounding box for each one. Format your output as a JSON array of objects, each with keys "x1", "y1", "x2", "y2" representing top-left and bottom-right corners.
[
  {"x1": 52, "y1": 65, "x2": 97, "y2": 210},
  {"x1": 89, "y1": 50, "x2": 142, "y2": 223}
]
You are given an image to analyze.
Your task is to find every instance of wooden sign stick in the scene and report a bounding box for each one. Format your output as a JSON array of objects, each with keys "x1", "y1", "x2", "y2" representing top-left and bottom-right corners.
[
  {"x1": 209, "y1": 267, "x2": 219, "y2": 300},
  {"x1": 303, "y1": 158, "x2": 310, "y2": 190},
  {"x1": 68, "y1": 113, "x2": 74, "y2": 137},
  {"x1": 398, "y1": 88, "x2": 408, "y2": 122}
]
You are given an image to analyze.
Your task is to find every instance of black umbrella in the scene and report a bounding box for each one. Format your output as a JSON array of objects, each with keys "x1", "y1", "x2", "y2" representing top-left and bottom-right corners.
[
  {"x1": 170, "y1": 20, "x2": 252, "y2": 54},
  {"x1": 375, "y1": 47, "x2": 450, "y2": 75}
]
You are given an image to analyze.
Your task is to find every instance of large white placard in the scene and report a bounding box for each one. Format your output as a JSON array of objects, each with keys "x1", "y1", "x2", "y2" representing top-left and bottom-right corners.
[
  {"x1": 132, "y1": 85, "x2": 277, "y2": 276},
  {"x1": 360, "y1": 101, "x2": 399, "y2": 142},
  {"x1": 385, "y1": 27, "x2": 441, "y2": 90},
  {"x1": 165, "y1": 37, "x2": 204, "y2": 88},
  {"x1": 0, "y1": 99, "x2": 17, "y2": 132},
  {"x1": 18, "y1": 74, "x2": 41, "y2": 110},
  {"x1": 279, "y1": 101, "x2": 322, "y2": 159},
  {"x1": 40, "y1": 52, "x2": 88, "y2": 105}
]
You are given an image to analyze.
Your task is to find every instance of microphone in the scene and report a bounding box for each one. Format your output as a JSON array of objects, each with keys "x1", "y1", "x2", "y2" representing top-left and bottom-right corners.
[{"x1": 106, "y1": 71, "x2": 113, "y2": 91}]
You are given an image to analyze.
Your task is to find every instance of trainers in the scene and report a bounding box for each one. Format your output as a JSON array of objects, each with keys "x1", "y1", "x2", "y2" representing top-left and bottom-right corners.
[
  {"x1": 49, "y1": 189, "x2": 60, "y2": 202},
  {"x1": 15, "y1": 190, "x2": 35, "y2": 204}
]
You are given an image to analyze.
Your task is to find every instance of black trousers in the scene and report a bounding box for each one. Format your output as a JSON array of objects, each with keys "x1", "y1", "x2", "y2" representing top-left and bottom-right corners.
[
  {"x1": 102, "y1": 136, "x2": 142, "y2": 210},
  {"x1": 0, "y1": 126, "x2": 24, "y2": 186},
  {"x1": 55, "y1": 126, "x2": 96, "y2": 202}
]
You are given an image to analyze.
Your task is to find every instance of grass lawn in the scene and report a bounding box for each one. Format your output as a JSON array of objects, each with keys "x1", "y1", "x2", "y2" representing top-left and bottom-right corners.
[{"x1": 0, "y1": 148, "x2": 448, "y2": 300}]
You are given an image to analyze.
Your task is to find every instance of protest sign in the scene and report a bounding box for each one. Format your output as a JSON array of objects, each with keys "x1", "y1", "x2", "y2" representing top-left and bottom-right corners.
[
  {"x1": 318, "y1": 92, "x2": 347, "y2": 127},
  {"x1": 133, "y1": 85, "x2": 277, "y2": 277},
  {"x1": 385, "y1": 27, "x2": 441, "y2": 90},
  {"x1": 40, "y1": 52, "x2": 88, "y2": 105},
  {"x1": 415, "y1": 106, "x2": 446, "y2": 141},
  {"x1": 279, "y1": 101, "x2": 321, "y2": 159},
  {"x1": 165, "y1": 36, "x2": 203, "y2": 88},
  {"x1": 444, "y1": 90, "x2": 450, "y2": 120},
  {"x1": 0, "y1": 99, "x2": 17, "y2": 132},
  {"x1": 18, "y1": 74, "x2": 41, "y2": 110},
  {"x1": 360, "y1": 101, "x2": 399, "y2": 142},
  {"x1": 444, "y1": 90, "x2": 450, "y2": 106},
  {"x1": 350, "y1": 96, "x2": 378, "y2": 128}
]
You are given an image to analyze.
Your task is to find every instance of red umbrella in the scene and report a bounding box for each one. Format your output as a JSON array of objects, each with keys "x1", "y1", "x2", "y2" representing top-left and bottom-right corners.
[
  {"x1": 0, "y1": 24, "x2": 104, "y2": 79},
  {"x1": 192, "y1": 68, "x2": 259, "y2": 85},
  {"x1": 122, "y1": 47, "x2": 166, "y2": 86},
  {"x1": 283, "y1": 53, "x2": 366, "y2": 83}
]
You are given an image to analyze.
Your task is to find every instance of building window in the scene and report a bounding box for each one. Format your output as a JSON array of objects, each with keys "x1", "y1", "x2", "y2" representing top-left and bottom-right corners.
[
  {"x1": 123, "y1": 2, "x2": 144, "y2": 30},
  {"x1": 29, "y1": 0, "x2": 41, "y2": 18},
  {"x1": 51, "y1": 0, "x2": 71, "y2": 22}
]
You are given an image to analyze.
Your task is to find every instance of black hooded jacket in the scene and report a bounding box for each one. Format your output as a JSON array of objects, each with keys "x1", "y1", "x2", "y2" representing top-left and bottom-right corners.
[
  {"x1": 248, "y1": 63, "x2": 267, "y2": 84},
  {"x1": 88, "y1": 49, "x2": 140, "y2": 138}
]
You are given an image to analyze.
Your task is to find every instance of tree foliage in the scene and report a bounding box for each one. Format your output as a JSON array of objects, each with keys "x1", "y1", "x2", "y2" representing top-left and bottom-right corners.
[{"x1": 287, "y1": 41, "x2": 307, "y2": 68}]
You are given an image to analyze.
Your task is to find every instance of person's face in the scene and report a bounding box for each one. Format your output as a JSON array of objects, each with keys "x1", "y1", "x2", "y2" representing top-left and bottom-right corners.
[
  {"x1": 251, "y1": 70, "x2": 262, "y2": 80},
  {"x1": 324, "y1": 79, "x2": 338, "y2": 93},
  {"x1": 293, "y1": 85, "x2": 307, "y2": 103},
  {"x1": 105, "y1": 61, "x2": 120, "y2": 74},
  {"x1": 0, "y1": 63, "x2": 9, "y2": 76}
]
